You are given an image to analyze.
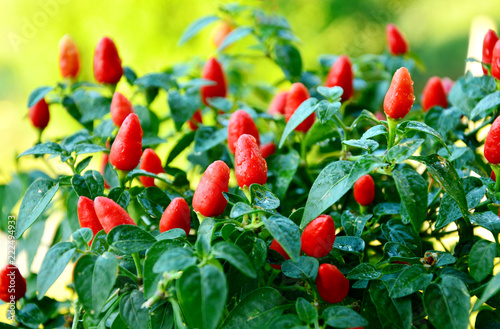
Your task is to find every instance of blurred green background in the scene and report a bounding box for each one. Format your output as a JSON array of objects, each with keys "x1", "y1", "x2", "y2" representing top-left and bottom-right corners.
[{"x1": 1, "y1": 0, "x2": 499, "y2": 178}]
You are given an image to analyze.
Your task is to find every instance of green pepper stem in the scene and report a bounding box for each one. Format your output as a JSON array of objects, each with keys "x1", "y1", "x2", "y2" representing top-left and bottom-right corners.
[{"x1": 386, "y1": 117, "x2": 400, "y2": 150}]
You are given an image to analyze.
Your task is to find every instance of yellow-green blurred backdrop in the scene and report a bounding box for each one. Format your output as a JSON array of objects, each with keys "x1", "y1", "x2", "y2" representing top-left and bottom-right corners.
[{"x1": 1, "y1": 0, "x2": 500, "y2": 175}]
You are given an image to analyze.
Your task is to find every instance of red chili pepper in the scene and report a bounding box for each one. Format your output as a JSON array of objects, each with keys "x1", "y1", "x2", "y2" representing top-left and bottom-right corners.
[
  {"x1": 383, "y1": 67, "x2": 415, "y2": 120},
  {"x1": 421, "y1": 77, "x2": 448, "y2": 112},
  {"x1": 354, "y1": 174, "x2": 375, "y2": 206},
  {"x1": 110, "y1": 113, "x2": 143, "y2": 171},
  {"x1": 29, "y1": 98, "x2": 50, "y2": 130},
  {"x1": 139, "y1": 148, "x2": 165, "y2": 187},
  {"x1": 492, "y1": 170, "x2": 496, "y2": 182},
  {"x1": 94, "y1": 196, "x2": 136, "y2": 233},
  {"x1": 235, "y1": 134, "x2": 268, "y2": 188},
  {"x1": 269, "y1": 239, "x2": 290, "y2": 270},
  {"x1": 93, "y1": 37, "x2": 123, "y2": 84},
  {"x1": 227, "y1": 110, "x2": 260, "y2": 154},
  {"x1": 77, "y1": 196, "x2": 104, "y2": 243},
  {"x1": 285, "y1": 83, "x2": 315, "y2": 132},
  {"x1": 193, "y1": 160, "x2": 230, "y2": 217},
  {"x1": 441, "y1": 77, "x2": 454, "y2": 94},
  {"x1": 200, "y1": 57, "x2": 227, "y2": 106},
  {"x1": 260, "y1": 142, "x2": 276, "y2": 158},
  {"x1": 491, "y1": 39, "x2": 500, "y2": 80},
  {"x1": 268, "y1": 91, "x2": 288, "y2": 115},
  {"x1": 483, "y1": 29, "x2": 499, "y2": 75},
  {"x1": 0, "y1": 264, "x2": 26, "y2": 303},
  {"x1": 484, "y1": 116, "x2": 500, "y2": 164},
  {"x1": 316, "y1": 263, "x2": 349, "y2": 304},
  {"x1": 212, "y1": 21, "x2": 233, "y2": 48},
  {"x1": 111, "y1": 92, "x2": 134, "y2": 127},
  {"x1": 59, "y1": 34, "x2": 80, "y2": 79},
  {"x1": 160, "y1": 197, "x2": 191, "y2": 236},
  {"x1": 188, "y1": 109, "x2": 203, "y2": 131},
  {"x1": 301, "y1": 214, "x2": 336, "y2": 258},
  {"x1": 386, "y1": 23, "x2": 409, "y2": 56},
  {"x1": 100, "y1": 153, "x2": 111, "y2": 189},
  {"x1": 325, "y1": 55, "x2": 354, "y2": 102}
]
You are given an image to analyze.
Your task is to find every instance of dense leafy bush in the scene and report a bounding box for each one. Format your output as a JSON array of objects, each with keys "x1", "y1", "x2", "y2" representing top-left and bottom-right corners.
[{"x1": 3, "y1": 3, "x2": 500, "y2": 329}]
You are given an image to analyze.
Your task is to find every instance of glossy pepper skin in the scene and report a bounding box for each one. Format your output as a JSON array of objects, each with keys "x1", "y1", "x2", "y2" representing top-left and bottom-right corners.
[
  {"x1": 188, "y1": 109, "x2": 203, "y2": 131},
  {"x1": 110, "y1": 92, "x2": 134, "y2": 127},
  {"x1": 94, "y1": 196, "x2": 136, "y2": 233},
  {"x1": 160, "y1": 197, "x2": 191, "y2": 236},
  {"x1": 301, "y1": 215, "x2": 335, "y2": 258},
  {"x1": 139, "y1": 148, "x2": 165, "y2": 187},
  {"x1": 483, "y1": 29, "x2": 499, "y2": 75},
  {"x1": 200, "y1": 57, "x2": 227, "y2": 106},
  {"x1": 325, "y1": 55, "x2": 354, "y2": 102},
  {"x1": 491, "y1": 40, "x2": 500, "y2": 80},
  {"x1": 268, "y1": 91, "x2": 288, "y2": 115},
  {"x1": 270, "y1": 239, "x2": 290, "y2": 270},
  {"x1": 212, "y1": 21, "x2": 233, "y2": 48},
  {"x1": 0, "y1": 264, "x2": 27, "y2": 303},
  {"x1": 421, "y1": 77, "x2": 448, "y2": 111},
  {"x1": 93, "y1": 37, "x2": 123, "y2": 84},
  {"x1": 484, "y1": 116, "x2": 500, "y2": 164},
  {"x1": 59, "y1": 34, "x2": 80, "y2": 79},
  {"x1": 386, "y1": 23, "x2": 409, "y2": 56},
  {"x1": 383, "y1": 67, "x2": 415, "y2": 120},
  {"x1": 77, "y1": 196, "x2": 104, "y2": 242},
  {"x1": 227, "y1": 110, "x2": 260, "y2": 154},
  {"x1": 100, "y1": 153, "x2": 111, "y2": 189},
  {"x1": 29, "y1": 98, "x2": 50, "y2": 130},
  {"x1": 354, "y1": 174, "x2": 375, "y2": 206},
  {"x1": 192, "y1": 160, "x2": 230, "y2": 217},
  {"x1": 285, "y1": 83, "x2": 315, "y2": 132},
  {"x1": 235, "y1": 134, "x2": 268, "y2": 188},
  {"x1": 316, "y1": 263, "x2": 349, "y2": 304},
  {"x1": 260, "y1": 142, "x2": 276, "y2": 158},
  {"x1": 110, "y1": 113, "x2": 143, "y2": 171}
]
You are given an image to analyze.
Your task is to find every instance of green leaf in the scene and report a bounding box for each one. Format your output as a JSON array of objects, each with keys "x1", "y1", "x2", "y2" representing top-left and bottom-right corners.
[
  {"x1": 448, "y1": 73, "x2": 496, "y2": 118},
  {"x1": 194, "y1": 125, "x2": 228, "y2": 153},
  {"x1": 281, "y1": 256, "x2": 319, "y2": 280},
  {"x1": 470, "y1": 211, "x2": 500, "y2": 237},
  {"x1": 374, "y1": 202, "x2": 401, "y2": 217},
  {"x1": 211, "y1": 242, "x2": 257, "y2": 278},
  {"x1": 16, "y1": 179, "x2": 59, "y2": 239},
  {"x1": 347, "y1": 263, "x2": 381, "y2": 280},
  {"x1": 343, "y1": 139, "x2": 379, "y2": 153},
  {"x1": 250, "y1": 184, "x2": 280, "y2": 210},
  {"x1": 217, "y1": 26, "x2": 253, "y2": 52},
  {"x1": 18, "y1": 142, "x2": 62, "y2": 157},
  {"x1": 107, "y1": 225, "x2": 156, "y2": 254},
  {"x1": 135, "y1": 73, "x2": 173, "y2": 90},
  {"x1": 107, "y1": 187, "x2": 131, "y2": 209},
  {"x1": 267, "y1": 150, "x2": 300, "y2": 199},
  {"x1": 104, "y1": 162, "x2": 119, "y2": 189},
  {"x1": 37, "y1": 242, "x2": 76, "y2": 298},
  {"x1": 73, "y1": 254, "x2": 97, "y2": 310},
  {"x1": 262, "y1": 215, "x2": 301, "y2": 261},
  {"x1": 27, "y1": 86, "x2": 53, "y2": 107},
  {"x1": 424, "y1": 276, "x2": 470, "y2": 329},
  {"x1": 317, "y1": 86, "x2": 343, "y2": 102},
  {"x1": 470, "y1": 89, "x2": 500, "y2": 119},
  {"x1": 207, "y1": 97, "x2": 233, "y2": 112},
  {"x1": 137, "y1": 187, "x2": 170, "y2": 219},
  {"x1": 120, "y1": 290, "x2": 149, "y2": 329},
  {"x1": 90, "y1": 230, "x2": 109, "y2": 255},
  {"x1": 154, "y1": 247, "x2": 197, "y2": 273},
  {"x1": 75, "y1": 156, "x2": 93, "y2": 174},
  {"x1": 296, "y1": 297, "x2": 317, "y2": 324},
  {"x1": 279, "y1": 98, "x2": 318, "y2": 148},
  {"x1": 150, "y1": 302, "x2": 174, "y2": 329},
  {"x1": 362, "y1": 124, "x2": 388, "y2": 139},
  {"x1": 382, "y1": 219, "x2": 421, "y2": 251},
  {"x1": 388, "y1": 265, "x2": 433, "y2": 298},
  {"x1": 369, "y1": 280, "x2": 412, "y2": 329},
  {"x1": 274, "y1": 43, "x2": 302, "y2": 82},
  {"x1": 323, "y1": 306, "x2": 369, "y2": 328},
  {"x1": 73, "y1": 143, "x2": 107, "y2": 155},
  {"x1": 316, "y1": 100, "x2": 341, "y2": 124},
  {"x1": 178, "y1": 15, "x2": 220, "y2": 45},
  {"x1": 341, "y1": 210, "x2": 372, "y2": 237},
  {"x1": 411, "y1": 154, "x2": 468, "y2": 218},
  {"x1": 92, "y1": 252, "x2": 119, "y2": 313},
  {"x1": 220, "y1": 287, "x2": 285, "y2": 329},
  {"x1": 474, "y1": 273, "x2": 500, "y2": 311},
  {"x1": 379, "y1": 242, "x2": 417, "y2": 264},
  {"x1": 385, "y1": 138, "x2": 424, "y2": 163},
  {"x1": 168, "y1": 90, "x2": 201, "y2": 131},
  {"x1": 72, "y1": 171, "x2": 104, "y2": 200},
  {"x1": 401, "y1": 121, "x2": 449, "y2": 152},
  {"x1": 167, "y1": 131, "x2": 196, "y2": 164},
  {"x1": 469, "y1": 240, "x2": 496, "y2": 282},
  {"x1": 334, "y1": 236, "x2": 365, "y2": 253},
  {"x1": 73, "y1": 90, "x2": 111, "y2": 123},
  {"x1": 230, "y1": 202, "x2": 259, "y2": 218},
  {"x1": 424, "y1": 107, "x2": 462, "y2": 138},
  {"x1": 176, "y1": 265, "x2": 227, "y2": 329},
  {"x1": 72, "y1": 228, "x2": 93, "y2": 249}
]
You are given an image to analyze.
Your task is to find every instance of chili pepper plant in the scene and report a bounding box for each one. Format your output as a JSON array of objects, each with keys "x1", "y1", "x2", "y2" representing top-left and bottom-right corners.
[{"x1": 3, "y1": 3, "x2": 500, "y2": 329}]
